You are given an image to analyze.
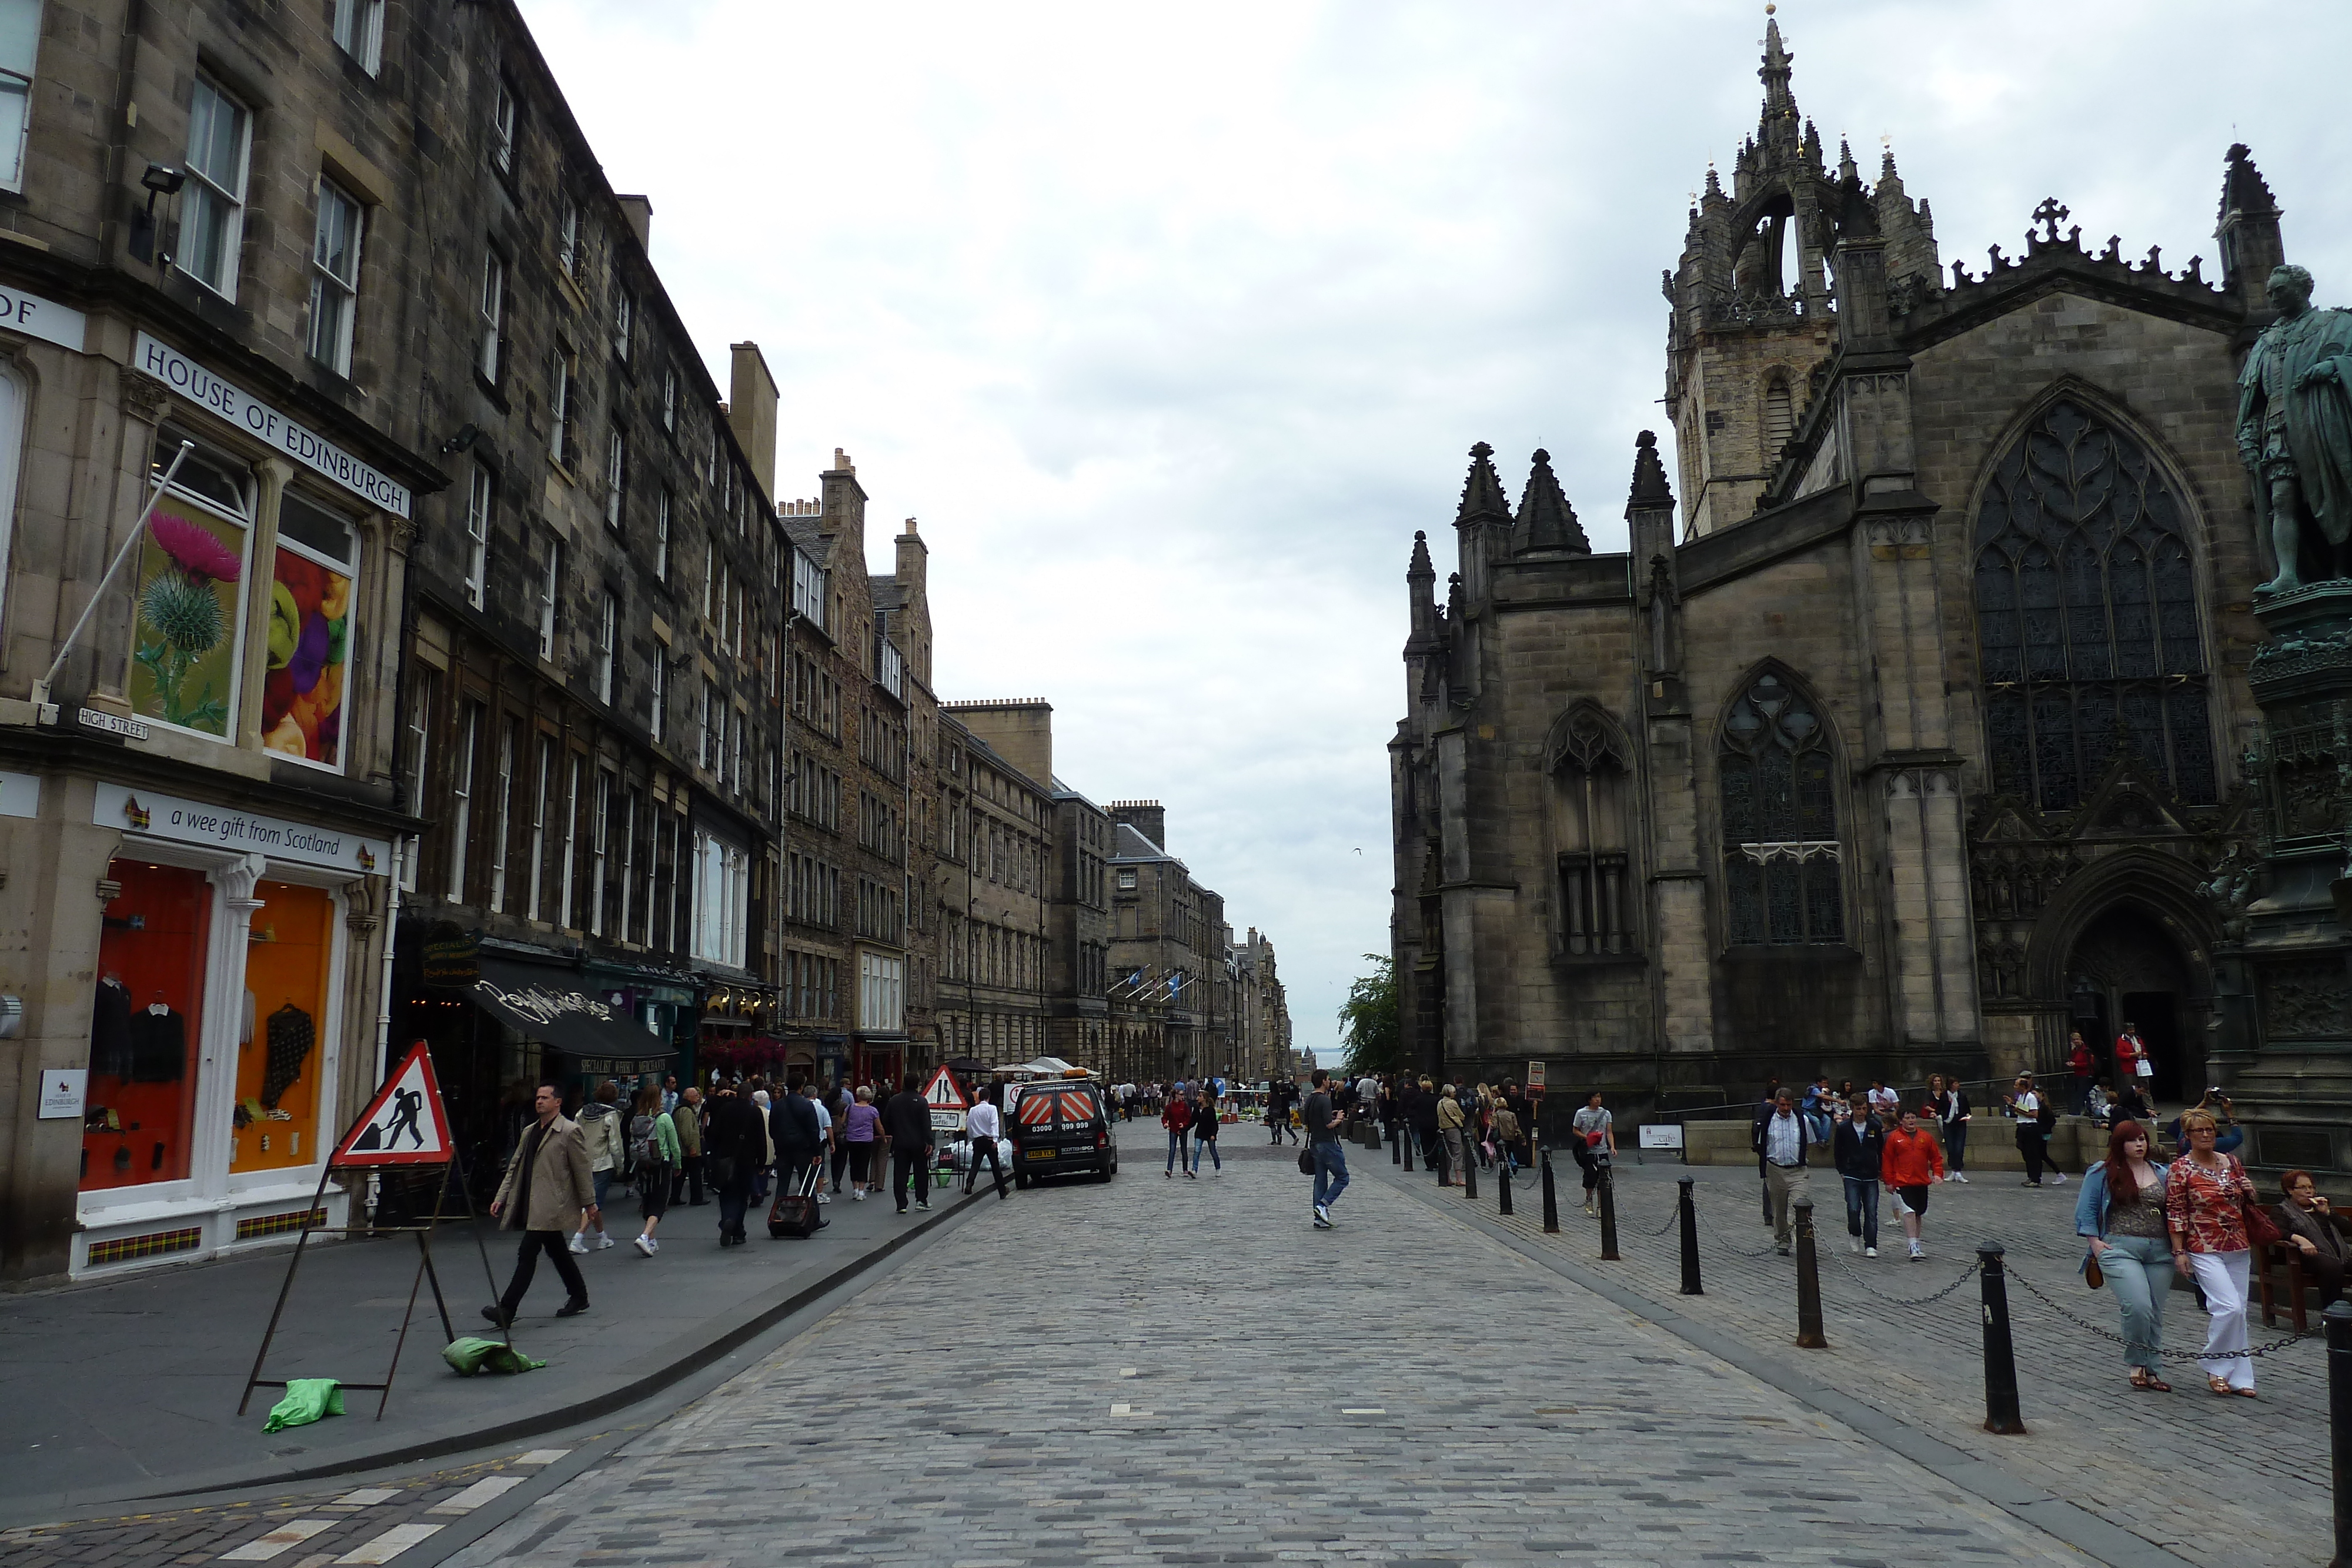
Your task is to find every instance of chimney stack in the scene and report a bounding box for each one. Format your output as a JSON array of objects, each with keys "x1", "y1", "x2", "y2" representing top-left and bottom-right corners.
[
  {"x1": 616, "y1": 194, "x2": 653, "y2": 252},
  {"x1": 727, "y1": 342, "x2": 779, "y2": 500}
]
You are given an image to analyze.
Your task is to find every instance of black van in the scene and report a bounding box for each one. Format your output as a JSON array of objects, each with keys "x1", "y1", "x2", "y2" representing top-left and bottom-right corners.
[{"x1": 1005, "y1": 1079, "x2": 1119, "y2": 1186}]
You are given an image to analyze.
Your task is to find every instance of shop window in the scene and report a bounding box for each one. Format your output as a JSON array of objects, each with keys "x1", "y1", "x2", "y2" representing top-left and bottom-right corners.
[
  {"x1": 231, "y1": 881, "x2": 333, "y2": 1174},
  {"x1": 264, "y1": 492, "x2": 359, "y2": 771},
  {"x1": 130, "y1": 426, "x2": 253, "y2": 740},
  {"x1": 84, "y1": 861, "x2": 207, "y2": 1192}
]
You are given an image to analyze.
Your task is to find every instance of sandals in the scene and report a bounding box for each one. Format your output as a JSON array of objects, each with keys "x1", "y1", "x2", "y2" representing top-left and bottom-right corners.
[
  {"x1": 2130, "y1": 1369, "x2": 2171, "y2": 1393},
  {"x1": 2206, "y1": 1375, "x2": 2257, "y2": 1398}
]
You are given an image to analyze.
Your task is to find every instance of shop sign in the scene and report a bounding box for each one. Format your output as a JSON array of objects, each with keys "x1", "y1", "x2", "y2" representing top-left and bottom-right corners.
[
  {"x1": 0, "y1": 282, "x2": 87, "y2": 352},
  {"x1": 1525, "y1": 1061, "x2": 1546, "y2": 1091},
  {"x1": 420, "y1": 922, "x2": 480, "y2": 988},
  {"x1": 1639, "y1": 1123, "x2": 1685, "y2": 1151},
  {"x1": 132, "y1": 332, "x2": 413, "y2": 519},
  {"x1": 0, "y1": 768, "x2": 38, "y2": 820},
  {"x1": 38, "y1": 1068, "x2": 86, "y2": 1119},
  {"x1": 93, "y1": 781, "x2": 392, "y2": 875}
]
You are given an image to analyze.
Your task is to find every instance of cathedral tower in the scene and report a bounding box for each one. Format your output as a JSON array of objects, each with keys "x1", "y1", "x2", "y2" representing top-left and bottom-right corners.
[{"x1": 1663, "y1": 16, "x2": 1940, "y2": 536}]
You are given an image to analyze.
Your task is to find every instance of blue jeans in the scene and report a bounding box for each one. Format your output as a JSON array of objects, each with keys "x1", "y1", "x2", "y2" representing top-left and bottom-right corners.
[
  {"x1": 1192, "y1": 1133, "x2": 1221, "y2": 1171},
  {"x1": 1842, "y1": 1176, "x2": 1879, "y2": 1248},
  {"x1": 1944, "y1": 1121, "x2": 1967, "y2": 1172},
  {"x1": 2100, "y1": 1233, "x2": 2172, "y2": 1369},
  {"x1": 1167, "y1": 1129, "x2": 1187, "y2": 1171},
  {"x1": 1312, "y1": 1140, "x2": 1349, "y2": 1209}
]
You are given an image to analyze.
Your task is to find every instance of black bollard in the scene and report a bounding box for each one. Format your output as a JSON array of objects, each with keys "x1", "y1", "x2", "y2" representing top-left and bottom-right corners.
[
  {"x1": 1677, "y1": 1178, "x2": 1702, "y2": 1295},
  {"x1": 1793, "y1": 1198, "x2": 1827, "y2": 1348},
  {"x1": 1598, "y1": 1171, "x2": 1620, "y2": 1261},
  {"x1": 2326, "y1": 1300, "x2": 2351, "y2": 1568},
  {"x1": 1498, "y1": 1155, "x2": 1514, "y2": 1216},
  {"x1": 1391, "y1": 1125, "x2": 1401, "y2": 1165},
  {"x1": 1462, "y1": 1146, "x2": 1478, "y2": 1200},
  {"x1": 1403, "y1": 1129, "x2": 1414, "y2": 1172},
  {"x1": 1977, "y1": 1243, "x2": 2027, "y2": 1434},
  {"x1": 1541, "y1": 1149, "x2": 1560, "y2": 1234}
]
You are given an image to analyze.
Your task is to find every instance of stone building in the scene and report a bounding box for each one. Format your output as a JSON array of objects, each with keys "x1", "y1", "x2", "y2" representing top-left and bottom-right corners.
[
  {"x1": 1390, "y1": 19, "x2": 2304, "y2": 1142},
  {"x1": 933, "y1": 702, "x2": 1051, "y2": 1066},
  {"x1": 1231, "y1": 925, "x2": 1289, "y2": 1084},
  {"x1": 1104, "y1": 801, "x2": 1226, "y2": 1084},
  {"x1": 0, "y1": 0, "x2": 453, "y2": 1279}
]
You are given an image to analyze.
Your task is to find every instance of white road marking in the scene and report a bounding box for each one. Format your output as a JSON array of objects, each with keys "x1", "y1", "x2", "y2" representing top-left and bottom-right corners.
[
  {"x1": 513, "y1": 1448, "x2": 572, "y2": 1465},
  {"x1": 220, "y1": 1519, "x2": 336, "y2": 1560},
  {"x1": 332, "y1": 1490, "x2": 399, "y2": 1507},
  {"x1": 1341, "y1": 1407, "x2": 1386, "y2": 1415},
  {"x1": 1118, "y1": 1366, "x2": 1137, "y2": 1377},
  {"x1": 333, "y1": 1522, "x2": 443, "y2": 1563},
  {"x1": 425, "y1": 1476, "x2": 527, "y2": 1514}
]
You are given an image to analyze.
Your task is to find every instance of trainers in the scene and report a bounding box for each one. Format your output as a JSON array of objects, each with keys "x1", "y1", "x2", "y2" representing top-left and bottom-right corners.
[
  {"x1": 645, "y1": 1237, "x2": 659, "y2": 1253},
  {"x1": 853, "y1": 1189, "x2": 865, "y2": 1201},
  {"x1": 1314, "y1": 1202, "x2": 1330, "y2": 1225},
  {"x1": 593, "y1": 1233, "x2": 615, "y2": 1250},
  {"x1": 1956, "y1": 1174, "x2": 1969, "y2": 1183},
  {"x1": 816, "y1": 1193, "x2": 831, "y2": 1205},
  {"x1": 1864, "y1": 1246, "x2": 1878, "y2": 1258},
  {"x1": 1776, "y1": 1243, "x2": 1791, "y2": 1255},
  {"x1": 1909, "y1": 1243, "x2": 1925, "y2": 1261},
  {"x1": 567, "y1": 1235, "x2": 589, "y2": 1255},
  {"x1": 2047, "y1": 1173, "x2": 2066, "y2": 1185},
  {"x1": 633, "y1": 1234, "x2": 654, "y2": 1257},
  {"x1": 1849, "y1": 1237, "x2": 1862, "y2": 1254},
  {"x1": 2022, "y1": 1179, "x2": 2041, "y2": 1187},
  {"x1": 1312, "y1": 1213, "x2": 1334, "y2": 1229},
  {"x1": 917, "y1": 1201, "x2": 931, "y2": 1212}
]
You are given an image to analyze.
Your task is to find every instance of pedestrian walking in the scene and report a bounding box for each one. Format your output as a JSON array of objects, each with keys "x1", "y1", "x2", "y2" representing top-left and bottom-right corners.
[
  {"x1": 570, "y1": 1079, "x2": 624, "y2": 1255},
  {"x1": 2067, "y1": 1031, "x2": 2098, "y2": 1116},
  {"x1": 670, "y1": 1085, "x2": 706, "y2": 1206},
  {"x1": 1305, "y1": 1068, "x2": 1348, "y2": 1228},
  {"x1": 2166, "y1": 1108, "x2": 2266, "y2": 1398},
  {"x1": 704, "y1": 1082, "x2": 766, "y2": 1247},
  {"x1": 1163, "y1": 1089, "x2": 1194, "y2": 1176},
  {"x1": 2076, "y1": 1119, "x2": 2174, "y2": 1393},
  {"x1": 2005, "y1": 1074, "x2": 2053, "y2": 1186},
  {"x1": 881, "y1": 1074, "x2": 935, "y2": 1213},
  {"x1": 1927, "y1": 1074, "x2": 1970, "y2": 1182},
  {"x1": 1880, "y1": 1106, "x2": 1945, "y2": 1261},
  {"x1": 484, "y1": 1082, "x2": 596, "y2": 1326},
  {"x1": 806, "y1": 1081, "x2": 836, "y2": 1206},
  {"x1": 771, "y1": 1080, "x2": 824, "y2": 1216},
  {"x1": 843, "y1": 1085, "x2": 883, "y2": 1199},
  {"x1": 826, "y1": 1080, "x2": 853, "y2": 1195},
  {"x1": 964, "y1": 1093, "x2": 1009, "y2": 1198},
  {"x1": 1571, "y1": 1092, "x2": 1614, "y2": 1215},
  {"x1": 1832, "y1": 1094, "x2": 1886, "y2": 1256},
  {"x1": 1489, "y1": 1096, "x2": 1522, "y2": 1176},
  {"x1": 1753, "y1": 1078, "x2": 1785, "y2": 1222},
  {"x1": 628, "y1": 1085, "x2": 678, "y2": 1256},
  {"x1": 1436, "y1": 1085, "x2": 1467, "y2": 1188},
  {"x1": 1750, "y1": 1087, "x2": 1814, "y2": 1255},
  {"x1": 1191, "y1": 1086, "x2": 1222, "y2": 1175}
]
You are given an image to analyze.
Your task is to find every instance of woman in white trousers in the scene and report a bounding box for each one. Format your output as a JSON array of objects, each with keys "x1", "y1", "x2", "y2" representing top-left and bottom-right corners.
[{"x1": 2164, "y1": 1109, "x2": 2260, "y2": 1398}]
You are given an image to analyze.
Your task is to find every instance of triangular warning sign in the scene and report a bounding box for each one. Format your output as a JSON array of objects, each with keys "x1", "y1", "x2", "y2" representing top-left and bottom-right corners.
[
  {"x1": 921, "y1": 1064, "x2": 970, "y2": 1111},
  {"x1": 332, "y1": 1042, "x2": 453, "y2": 1167}
]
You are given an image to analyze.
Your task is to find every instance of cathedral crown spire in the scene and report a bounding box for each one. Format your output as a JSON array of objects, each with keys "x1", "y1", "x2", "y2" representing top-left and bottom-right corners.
[{"x1": 1759, "y1": 11, "x2": 1795, "y2": 116}]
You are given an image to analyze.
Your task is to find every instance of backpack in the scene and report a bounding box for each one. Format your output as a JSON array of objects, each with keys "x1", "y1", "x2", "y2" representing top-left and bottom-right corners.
[{"x1": 630, "y1": 1113, "x2": 662, "y2": 1167}]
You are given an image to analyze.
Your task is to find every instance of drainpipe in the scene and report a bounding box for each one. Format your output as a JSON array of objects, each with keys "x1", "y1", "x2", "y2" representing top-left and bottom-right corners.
[{"x1": 373, "y1": 835, "x2": 406, "y2": 1087}]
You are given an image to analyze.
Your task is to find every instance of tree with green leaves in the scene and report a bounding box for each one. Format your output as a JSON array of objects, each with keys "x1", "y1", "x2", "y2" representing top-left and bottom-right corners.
[{"x1": 1336, "y1": 954, "x2": 1401, "y2": 1078}]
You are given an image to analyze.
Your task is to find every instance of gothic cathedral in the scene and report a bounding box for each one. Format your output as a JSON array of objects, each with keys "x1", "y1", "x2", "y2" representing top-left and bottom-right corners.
[{"x1": 1388, "y1": 18, "x2": 2331, "y2": 1158}]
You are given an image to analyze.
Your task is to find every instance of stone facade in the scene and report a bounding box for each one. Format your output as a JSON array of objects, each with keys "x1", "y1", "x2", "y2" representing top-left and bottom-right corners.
[{"x1": 1391, "y1": 21, "x2": 2301, "y2": 1146}]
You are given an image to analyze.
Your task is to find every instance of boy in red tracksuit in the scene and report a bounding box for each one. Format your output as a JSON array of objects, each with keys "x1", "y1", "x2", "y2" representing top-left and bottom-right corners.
[
  {"x1": 1162, "y1": 1094, "x2": 1192, "y2": 1178},
  {"x1": 1880, "y1": 1106, "x2": 1947, "y2": 1262}
]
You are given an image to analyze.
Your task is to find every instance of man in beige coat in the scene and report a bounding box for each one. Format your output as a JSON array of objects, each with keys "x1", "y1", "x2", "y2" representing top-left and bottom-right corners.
[{"x1": 485, "y1": 1081, "x2": 598, "y2": 1327}]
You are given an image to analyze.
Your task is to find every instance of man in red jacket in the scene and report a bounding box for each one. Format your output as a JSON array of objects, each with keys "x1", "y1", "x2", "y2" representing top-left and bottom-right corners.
[
  {"x1": 1162, "y1": 1091, "x2": 1194, "y2": 1177},
  {"x1": 1880, "y1": 1106, "x2": 1947, "y2": 1262}
]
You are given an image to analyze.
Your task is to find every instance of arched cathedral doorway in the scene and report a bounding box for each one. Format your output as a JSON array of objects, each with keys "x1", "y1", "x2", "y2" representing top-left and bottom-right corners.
[{"x1": 2063, "y1": 904, "x2": 2197, "y2": 1105}]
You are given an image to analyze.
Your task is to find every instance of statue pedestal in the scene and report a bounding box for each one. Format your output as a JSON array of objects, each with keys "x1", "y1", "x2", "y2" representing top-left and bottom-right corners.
[{"x1": 2231, "y1": 584, "x2": 2352, "y2": 1186}]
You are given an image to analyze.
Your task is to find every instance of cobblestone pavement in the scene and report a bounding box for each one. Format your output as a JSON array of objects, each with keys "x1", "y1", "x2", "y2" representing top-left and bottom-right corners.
[
  {"x1": 436, "y1": 1134, "x2": 2112, "y2": 1568},
  {"x1": 0, "y1": 1447, "x2": 584, "y2": 1568},
  {"x1": 1367, "y1": 1142, "x2": 2330, "y2": 1568}
]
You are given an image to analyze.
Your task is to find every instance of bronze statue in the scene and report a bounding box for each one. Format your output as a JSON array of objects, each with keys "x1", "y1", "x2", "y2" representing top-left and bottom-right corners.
[{"x1": 2244, "y1": 264, "x2": 2352, "y2": 594}]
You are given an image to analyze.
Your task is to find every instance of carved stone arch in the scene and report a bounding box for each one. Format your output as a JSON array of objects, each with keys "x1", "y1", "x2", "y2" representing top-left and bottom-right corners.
[
  {"x1": 2019, "y1": 847, "x2": 2219, "y2": 1081},
  {"x1": 1543, "y1": 700, "x2": 1641, "y2": 962},
  {"x1": 1714, "y1": 660, "x2": 1851, "y2": 948},
  {"x1": 1541, "y1": 699, "x2": 1632, "y2": 778},
  {"x1": 1967, "y1": 379, "x2": 2221, "y2": 813}
]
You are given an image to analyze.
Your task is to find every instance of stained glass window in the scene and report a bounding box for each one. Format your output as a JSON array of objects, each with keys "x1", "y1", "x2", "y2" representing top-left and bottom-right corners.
[
  {"x1": 1973, "y1": 400, "x2": 2215, "y2": 809},
  {"x1": 1720, "y1": 670, "x2": 1845, "y2": 946}
]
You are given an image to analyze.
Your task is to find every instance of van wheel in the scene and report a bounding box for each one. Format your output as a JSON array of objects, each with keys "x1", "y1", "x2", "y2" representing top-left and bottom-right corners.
[
  {"x1": 1096, "y1": 1162, "x2": 1114, "y2": 1183},
  {"x1": 1014, "y1": 1169, "x2": 1030, "y2": 1191}
]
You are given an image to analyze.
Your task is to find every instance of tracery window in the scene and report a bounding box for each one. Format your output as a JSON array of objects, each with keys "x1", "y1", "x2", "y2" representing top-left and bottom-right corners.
[
  {"x1": 1547, "y1": 705, "x2": 1638, "y2": 958},
  {"x1": 1720, "y1": 670, "x2": 1844, "y2": 946},
  {"x1": 1975, "y1": 399, "x2": 2214, "y2": 811}
]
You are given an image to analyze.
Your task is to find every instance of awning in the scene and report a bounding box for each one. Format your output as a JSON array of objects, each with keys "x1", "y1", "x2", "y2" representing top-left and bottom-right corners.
[{"x1": 468, "y1": 956, "x2": 676, "y2": 1061}]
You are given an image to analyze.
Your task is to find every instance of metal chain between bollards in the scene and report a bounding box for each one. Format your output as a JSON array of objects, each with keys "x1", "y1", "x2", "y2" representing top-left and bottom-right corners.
[
  {"x1": 1821, "y1": 1247, "x2": 1983, "y2": 1307},
  {"x1": 2002, "y1": 1262, "x2": 2314, "y2": 1362},
  {"x1": 1689, "y1": 1190, "x2": 1786, "y2": 1258}
]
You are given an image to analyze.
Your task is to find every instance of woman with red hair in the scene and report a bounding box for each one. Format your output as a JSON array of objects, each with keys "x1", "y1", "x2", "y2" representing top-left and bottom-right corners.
[{"x1": 2073, "y1": 1119, "x2": 2173, "y2": 1392}]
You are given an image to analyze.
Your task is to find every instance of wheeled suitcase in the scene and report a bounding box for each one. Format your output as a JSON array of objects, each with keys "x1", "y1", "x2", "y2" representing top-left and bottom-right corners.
[{"x1": 767, "y1": 1159, "x2": 826, "y2": 1239}]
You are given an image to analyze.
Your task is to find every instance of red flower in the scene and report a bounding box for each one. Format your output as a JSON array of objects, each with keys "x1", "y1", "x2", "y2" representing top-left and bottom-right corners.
[{"x1": 149, "y1": 512, "x2": 242, "y2": 585}]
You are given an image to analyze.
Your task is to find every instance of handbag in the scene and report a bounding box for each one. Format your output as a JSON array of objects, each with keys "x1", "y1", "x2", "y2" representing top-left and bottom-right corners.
[
  {"x1": 1298, "y1": 1148, "x2": 1315, "y2": 1175},
  {"x1": 2241, "y1": 1194, "x2": 2284, "y2": 1248},
  {"x1": 2084, "y1": 1255, "x2": 2104, "y2": 1289}
]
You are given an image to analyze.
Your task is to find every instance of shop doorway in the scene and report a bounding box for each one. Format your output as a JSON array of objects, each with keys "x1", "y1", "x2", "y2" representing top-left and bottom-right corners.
[{"x1": 2064, "y1": 904, "x2": 2197, "y2": 1106}]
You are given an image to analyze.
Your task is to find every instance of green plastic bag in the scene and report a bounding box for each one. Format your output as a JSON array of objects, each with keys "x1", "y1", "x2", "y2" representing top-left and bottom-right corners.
[
  {"x1": 442, "y1": 1336, "x2": 549, "y2": 1376},
  {"x1": 261, "y1": 1378, "x2": 345, "y2": 1432}
]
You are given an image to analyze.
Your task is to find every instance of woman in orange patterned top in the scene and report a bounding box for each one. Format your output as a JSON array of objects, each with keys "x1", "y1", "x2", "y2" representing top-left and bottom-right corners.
[{"x1": 2165, "y1": 1109, "x2": 2260, "y2": 1398}]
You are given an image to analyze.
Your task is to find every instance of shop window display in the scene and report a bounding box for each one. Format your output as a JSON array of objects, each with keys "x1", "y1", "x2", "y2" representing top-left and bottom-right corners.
[
  {"x1": 264, "y1": 493, "x2": 359, "y2": 771},
  {"x1": 128, "y1": 429, "x2": 253, "y2": 740},
  {"x1": 231, "y1": 881, "x2": 332, "y2": 1173},
  {"x1": 83, "y1": 861, "x2": 207, "y2": 1191}
]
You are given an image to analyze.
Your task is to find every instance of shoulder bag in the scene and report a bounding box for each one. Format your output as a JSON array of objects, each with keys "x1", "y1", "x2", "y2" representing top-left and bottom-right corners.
[
  {"x1": 1298, "y1": 1146, "x2": 1315, "y2": 1175},
  {"x1": 2233, "y1": 1158, "x2": 2284, "y2": 1247}
]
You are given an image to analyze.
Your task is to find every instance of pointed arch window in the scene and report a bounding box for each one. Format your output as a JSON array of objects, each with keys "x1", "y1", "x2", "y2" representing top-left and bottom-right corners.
[
  {"x1": 1974, "y1": 399, "x2": 2214, "y2": 811},
  {"x1": 1763, "y1": 374, "x2": 1795, "y2": 459},
  {"x1": 1720, "y1": 671, "x2": 1845, "y2": 946},
  {"x1": 1548, "y1": 706, "x2": 1639, "y2": 959}
]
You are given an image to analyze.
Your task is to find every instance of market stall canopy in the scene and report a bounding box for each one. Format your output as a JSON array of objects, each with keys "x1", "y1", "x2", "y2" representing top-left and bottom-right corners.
[
  {"x1": 993, "y1": 1056, "x2": 1094, "y2": 1079},
  {"x1": 469, "y1": 957, "x2": 676, "y2": 1061}
]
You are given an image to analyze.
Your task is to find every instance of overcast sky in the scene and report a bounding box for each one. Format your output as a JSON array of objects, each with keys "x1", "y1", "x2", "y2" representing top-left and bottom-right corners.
[{"x1": 518, "y1": 0, "x2": 2352, "y2": 1064}]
